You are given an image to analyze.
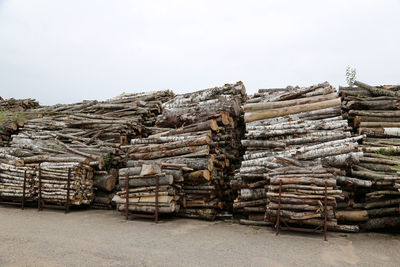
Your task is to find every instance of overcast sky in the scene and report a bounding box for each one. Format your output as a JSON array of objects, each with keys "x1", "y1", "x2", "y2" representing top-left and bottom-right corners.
[{"x1": 0, "y1": 0, "x2": 399, "y2": 105}]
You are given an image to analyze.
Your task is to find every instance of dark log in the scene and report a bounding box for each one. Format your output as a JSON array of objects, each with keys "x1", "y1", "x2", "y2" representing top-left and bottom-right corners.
[
  {"x1": 93, "y1": 169, "x2": 117, "y2": 191},
  {"x1": 362, "y1": 216, "x2": 400, "y2": 230}
]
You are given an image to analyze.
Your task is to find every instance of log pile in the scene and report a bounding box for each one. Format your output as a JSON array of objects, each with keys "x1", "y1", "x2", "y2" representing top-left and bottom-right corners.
[
  {"x1": 235, "y1": 82, "x2": 361, "y2": 232},
  {"x1": 36, "y1": 162, "x2": 94, "y2": 206},
  {"x1": 338, "y1": 81, "x2": 400, "y2": 230},
  {"x1": 35, "y1": 90, "x2": 174, "y2": 144},
  {"x1": 0, "y1": 91, "x2": 174, "y2": 207},
  {"x1": 119, "y1": 82, "x2": 247, "y2": 220},
  {"x1": 91, "y1": 170, "x2": 117, "y2": 209},
  {"x1": 0, "y1": 97, "x2": 40, "y2": 147},
  {"x1": 0, "y1": 162, "x2": 35, "y2": 203},
  {"x1": 0, "y1": 97, "x2": 40, "y2": 110},
  {"x1": 113, "y1": 164, "x2": 182, "y2": 215}
]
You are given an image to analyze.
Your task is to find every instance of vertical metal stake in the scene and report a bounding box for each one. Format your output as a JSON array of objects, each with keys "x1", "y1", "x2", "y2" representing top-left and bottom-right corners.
[
  {"x1": 125, "y1": 174, "x2": 129, "y2": 220},
  {"x1": 65, "y1": 168, "x2": 71, "y2": 213},
  {"x1": 324, "y1": 181, "x2": 328, "y2": 241},
  {"x1": 38, "y1": 167, "x2": 42, "y2": 211},
  {"x1": 22, "y1": 170, "x2": 27, "y2": 210},
  {"x1": 276, "y1": 180, "x2": 282, "y2": 235},
  {"x1": 155, "y1": 175, "x2": 159, "y2": 223}
]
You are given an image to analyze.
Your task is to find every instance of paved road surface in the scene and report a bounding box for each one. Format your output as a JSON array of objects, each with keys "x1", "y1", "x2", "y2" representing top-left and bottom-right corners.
[{"x1": 0, "y1": 206, "x2": 399, "y2": 266}]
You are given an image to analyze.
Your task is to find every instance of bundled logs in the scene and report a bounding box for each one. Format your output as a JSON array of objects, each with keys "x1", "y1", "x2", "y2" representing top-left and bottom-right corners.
[
  {"x1": 234, "y1": 82, "x2": 361, "y2": 232},
  {"x1": 0, "y1": 91, "x2": 174, "y2": 207},
  {"x1": 123, "y1": 132, "x2": 218, "y2": 219},
  {"x1": 0, "y1": 163, "x2": 35, "y2": 203},
  {"x1": 35, "y1": 90, "x2": 175, "y2": 144},
  {"x1": 118, "y1": 82, "x2": 247, "y2": 220},
  {"x1": 91, "y1": 170, "x2": 117, "y2": 209},
  {"x1": 113, "y1": 164, "x2": 181, "y2": 214},
  {"x1": 0, "y1": 97, "x2": 40, "y2": 147},
  {"x1": 0, "y1": 97, "x2": 40, "y2": 110},
  {"x1": 338, "y1": 81, "x2": 400, "y2": 230},
  {"x1": 36, "y1": 162, "x2": 94, "y2": 206}
]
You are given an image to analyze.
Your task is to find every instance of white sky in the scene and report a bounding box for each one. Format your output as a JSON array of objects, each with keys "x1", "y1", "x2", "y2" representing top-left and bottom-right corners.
[{"x1": 0, "y1": 0, "x2": 399, "y2": 105}]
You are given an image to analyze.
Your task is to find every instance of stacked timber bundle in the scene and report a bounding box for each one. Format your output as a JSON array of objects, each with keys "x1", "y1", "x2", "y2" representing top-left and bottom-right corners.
[
  {"x1": 0, "y1": 91, "x2": 174, "y2": 207},
  {"x1": 36, "y1": 162, "x2": 94, "y2": 206},
  {"x1": 157, "y1": 82, "x2": 246, "y2": 219},
  {"x1": 236, "y1": 82, "x2": 361, "y2": 232},
  {"x1": 0, "y1": 97, "x2": 40, "y2": 110},
  {"x1": 124, "y1": 132, "x2": 216, "y2": 219},
  {"x1": 36, "y1": 90, "x2": 174, "y2": 144},
  {"x1": 0, "y1": 97, "x2": 40, "y2": 147},
  {"x1": 338, "y1": 81, "x2": 400, "y2": 230},
  {"x1": 0, "y1": 162, "x2": 35, "y2": 203},
  {"x1": 120, "y1": 82, "x2": 247, "y2": 220},
  {"x1": 91, "y1": 170, "x2": 117, "y2": 209},
  {"x1": 113, "y1": 164, "x2": 182, "y2": 215}
]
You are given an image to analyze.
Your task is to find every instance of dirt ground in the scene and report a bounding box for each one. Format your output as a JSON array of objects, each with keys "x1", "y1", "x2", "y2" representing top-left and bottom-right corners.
[{"x1": 0, "y1": 206, "x2": 399, "y2": 267}]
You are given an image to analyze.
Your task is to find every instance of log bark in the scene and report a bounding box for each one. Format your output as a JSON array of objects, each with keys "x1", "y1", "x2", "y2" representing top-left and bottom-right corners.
[
  {"x1": 336, "y1": 210, "x2": 369, "y2": 222},
  {"x1": 93, "y1": 169, "x2": 117, "y2": 191},
  {"x1": 362, "y1": 216, "x2": 400, "y2": 230},
  {"x1": 244, "y1": 98, "x2": 341, "y2": 123},
  {"x1": 119, "y1": 175, "x2": 173, "y2": 187},
  {"x1": 244, "y1": 93, "x2": 337, "y2": 112}
]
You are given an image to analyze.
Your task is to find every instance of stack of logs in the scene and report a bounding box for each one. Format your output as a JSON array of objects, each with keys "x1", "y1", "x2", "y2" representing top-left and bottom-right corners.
[
  {"x1": 0, "y1": 91, "x2": 173, "y2": 208},
  {"x1": 234, "y1": 82, "x2": 361, "y2": 232},
  {"x1": 117, "y1": 82, "x2": 247, "y2": 220},
  {"x1": 113, "y1": 163, "x2": 182, "y2": 215},
  {"x1": 0, "y1": 97, "x2": 40, "y2": 147},
  {"x1": 338, "y1": 81, "x2": 400, "y2": 230},
  {"x1": 0, "y1": 162, "x2": 35, "y2": 203},
  {"x1": 36, "y1": 162, "x2": 94, "y2": 206}
]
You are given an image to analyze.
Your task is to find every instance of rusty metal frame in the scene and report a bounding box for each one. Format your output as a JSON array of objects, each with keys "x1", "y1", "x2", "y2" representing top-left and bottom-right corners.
[
  {"x1": 275, "y1": 180, "x2": 328, "y2": 241},
  {"x1": 0, "y1": 170, "x2": 28, "y2": 209},
  {"x1": 38, "y1": 167, "x2": 71, "y2": 213},
  {"x1": 125, "y1": 174, "x2": 159, "y2": 223}
]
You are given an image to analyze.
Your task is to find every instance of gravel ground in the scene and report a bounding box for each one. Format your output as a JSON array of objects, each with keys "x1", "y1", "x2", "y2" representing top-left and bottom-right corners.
[{"x1": 0, "y1": 206, "x2": 399, "y2": 267}]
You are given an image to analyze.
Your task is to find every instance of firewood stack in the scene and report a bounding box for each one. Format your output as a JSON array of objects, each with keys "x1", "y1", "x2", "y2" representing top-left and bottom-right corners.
[
  {"x1": 157, "y1": 82, "x2": 246, "y2": 219},
  {"x1": 0, "y1": 97, "x2": 40, "y2": 147},
  {"x1": 113, "y1": 164, "x2": 182, "y2": 214},
  {"x1": 0, "y1": 162, "x2": 35, "y2": 203},
  {"x1": 0, "y1": 91, "x2": 174, "y2": 207},
  {"x1": 235, "y1": 82, "x2": 361, "y2": 232},
  {"x1": 338, "y1": 81, "x2": 400, "y2": 230},
  {"x1": 36, "y1": 162, "x2": 94, "y2": 205},
  {"x1": 36, "y1": 90, "x2": 175, "y2": 144},
  {"x1": 117, "y1": 82, "x2": 247, "y2": 220},
  {"x1": 122, "y1": 132, "x2": 216, "y2": 219}
]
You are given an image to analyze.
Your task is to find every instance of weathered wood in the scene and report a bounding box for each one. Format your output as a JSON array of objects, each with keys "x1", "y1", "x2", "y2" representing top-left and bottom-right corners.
[
  {"x1": 244, "y1": 93, "x2": 337, "y2": 112},
  {"x1": 183, "y1": 170, "x2": 210, "y2": 184},
  {"x1": 93, "y1": 169, "x2": 117, "y2": 191},
  {"x1": 244, "y1": 98, "x2": 341, "y2": 123},
  {"x1": 119, "y1": 175, "x2": 173, "y2": 187},
  {"x1": 362, "y1": 216, "x2": 400, "y2": 230},
  {"x1": 336, "y1": 210, "x2": 369, "y2": 222}
]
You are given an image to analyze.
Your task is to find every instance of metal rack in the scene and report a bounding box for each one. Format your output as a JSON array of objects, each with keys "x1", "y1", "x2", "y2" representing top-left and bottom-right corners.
[
  {"x1": 37, "y1": 167, "x2": 71, "y2": 213},
  {"x1": 275, "y1": 180, "x2": 328, "y2": 241},
  {"x1": 125, "y1": 174, "x2": 159, "y2": 223},
  {"x1": 0, "y1": 170, "x2": 28, "y2": 209}
]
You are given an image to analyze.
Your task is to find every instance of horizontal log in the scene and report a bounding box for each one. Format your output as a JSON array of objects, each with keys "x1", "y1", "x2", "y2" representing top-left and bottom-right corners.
[
  {"x1": 244, "y1": 93, "x2": 338, "y2": 112},
  {"x1": 244, "y1": 98, "x2": 341, "y2": 123}
]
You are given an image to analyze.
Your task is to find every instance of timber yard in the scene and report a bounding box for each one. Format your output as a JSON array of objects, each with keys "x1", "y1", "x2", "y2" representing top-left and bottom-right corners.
[{"x1": 1, "y1": 81, "x2": 400, "y2": 266}]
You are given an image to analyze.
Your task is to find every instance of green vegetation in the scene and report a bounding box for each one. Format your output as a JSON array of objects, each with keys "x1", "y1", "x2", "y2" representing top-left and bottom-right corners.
[
  {"x1": 102, "y1": 152, "x2": 113, "y2": 171},
  {"x1": 0, "y1": 110, "x2": 26, "y2": 123},
  {"x1": 0, "y1": 112, "x2": 6, "y2": 123},
  {"x1": 345, "y1": 66, "x2": 357, "y2": 88},
  {"x1": 375, "y1": 146, "x2": 396, "y2": 156}
]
